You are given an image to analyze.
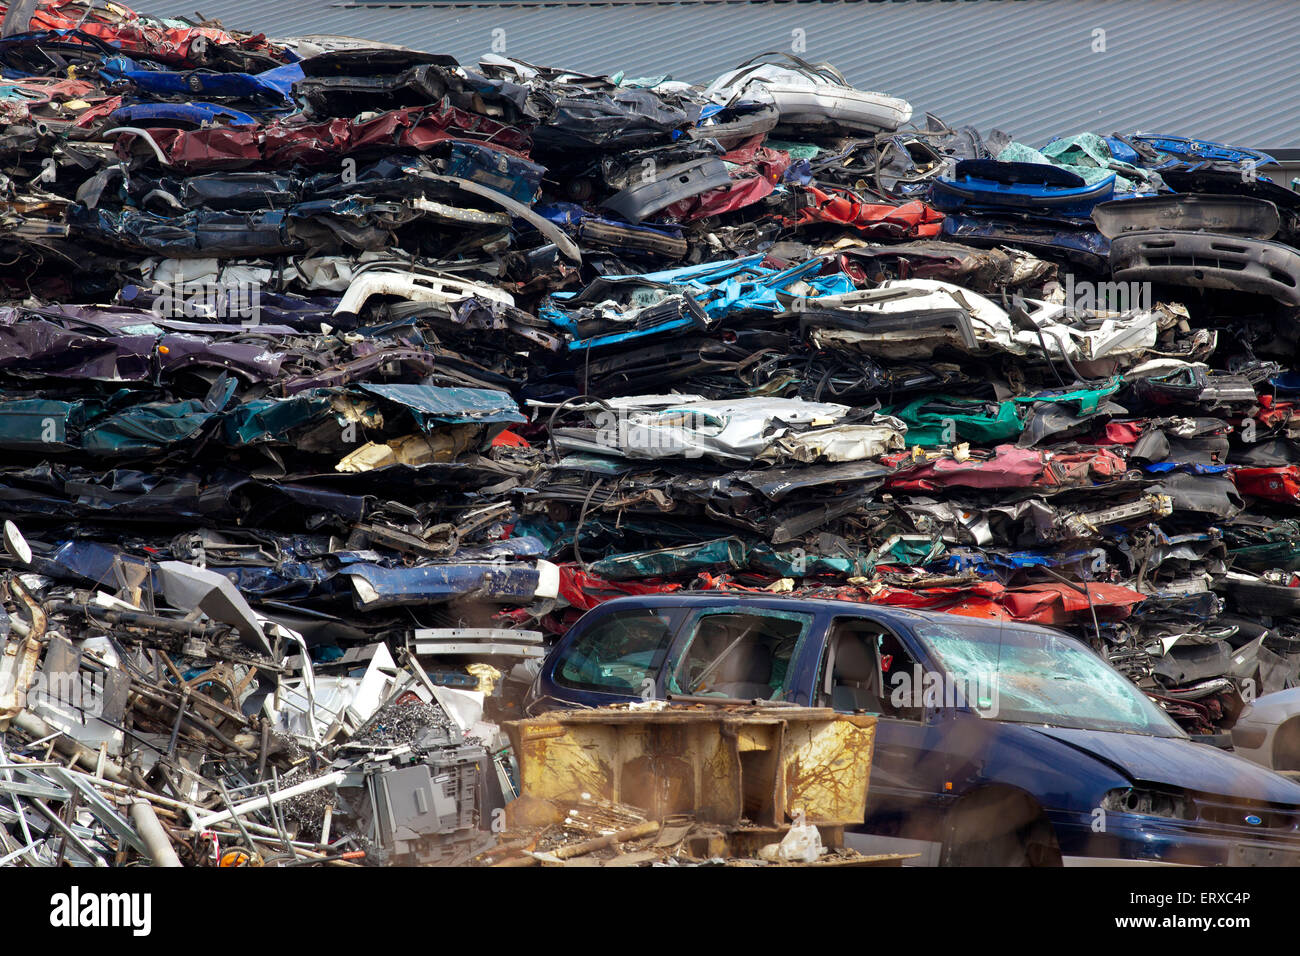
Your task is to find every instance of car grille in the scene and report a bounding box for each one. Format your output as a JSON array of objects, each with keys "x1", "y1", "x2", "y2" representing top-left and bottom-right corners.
[{"x1": 1192, "y1": 793, "x2": 1300, "y2": 834}]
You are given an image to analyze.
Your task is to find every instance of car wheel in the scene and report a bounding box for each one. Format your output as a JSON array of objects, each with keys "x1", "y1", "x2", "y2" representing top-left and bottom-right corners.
[
  {"x1": 1274, "y1": 717, "x2": 1300, "y2": 772},
  {"x1": 941, "y1": 790, "x2": 1062, "y2": 867}
]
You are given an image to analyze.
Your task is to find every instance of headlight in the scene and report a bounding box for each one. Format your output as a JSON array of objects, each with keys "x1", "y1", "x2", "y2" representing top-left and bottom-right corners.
[{"x1": 1101, "y1": 787, "x2": 1195, "y2": 821}]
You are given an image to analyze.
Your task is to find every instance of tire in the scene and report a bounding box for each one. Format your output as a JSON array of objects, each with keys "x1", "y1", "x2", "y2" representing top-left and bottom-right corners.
[
  {"x1": 1273, "y1": 717, "x2": 1300, "y2": 772},
  {"x1": 941, "y1": 790, "x2": 1063, "y2": 867}
]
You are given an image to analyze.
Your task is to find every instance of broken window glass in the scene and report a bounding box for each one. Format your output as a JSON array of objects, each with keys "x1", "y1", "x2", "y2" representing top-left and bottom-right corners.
[
  {"x1": 670, "y1": 608, "x2": 811, "y2": 700},
  {"x1": 554, "y1": 607, "x2": 683, "y2": 695}
]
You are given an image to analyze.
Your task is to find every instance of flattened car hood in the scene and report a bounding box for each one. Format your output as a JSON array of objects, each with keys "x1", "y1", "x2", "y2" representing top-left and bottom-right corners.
[{"x1": 1030, "y1": 726, "x2": 1300, "y2": 805}]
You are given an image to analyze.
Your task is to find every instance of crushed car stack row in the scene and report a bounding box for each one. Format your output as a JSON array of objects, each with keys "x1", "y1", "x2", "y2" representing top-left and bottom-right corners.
[{"x1": 1, "y1": 0, "x2": 1300, "y2": 864}]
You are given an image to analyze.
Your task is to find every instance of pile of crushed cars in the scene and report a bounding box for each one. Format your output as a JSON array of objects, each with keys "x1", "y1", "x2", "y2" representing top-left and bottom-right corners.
[{"x1": 2, "y1": 0, "x2": 1300, "y2": 865}]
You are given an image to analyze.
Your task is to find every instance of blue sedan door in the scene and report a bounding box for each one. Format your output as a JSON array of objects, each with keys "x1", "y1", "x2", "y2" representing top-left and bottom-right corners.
[{"x1": 819, "y1": 615, "x2": 957, "y2": 861}]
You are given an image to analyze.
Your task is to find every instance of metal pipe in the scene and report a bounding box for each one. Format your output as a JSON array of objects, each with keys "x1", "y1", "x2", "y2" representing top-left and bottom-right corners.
[
  {"x1": 190, "y1": 771, "x2": 345, "y2": 831},
  {"x1": 9, "y1": 711, "x2": 127, "y2": 784},
  {"x1": 32, "y1": 799, "x2": 107, "y2": 868},
  {"x1": 0, "y1": 838, "x2": 42, "y2": 867},
  {"x1": 130, "y1": 799, "x2": 183, "y2": 867}
]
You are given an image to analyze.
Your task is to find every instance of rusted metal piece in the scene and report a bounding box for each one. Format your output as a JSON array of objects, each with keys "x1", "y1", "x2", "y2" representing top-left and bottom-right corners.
[
  {"x1": 503, "y1": 705, "x2": 875, "y2": 828},
  {"x1": 552, "y1": 819, "x2": 660, "y2": 860},
  {"x1": 0, "y1": 580, "x2": 48, "y2": 726},
  {"x1": 782, "y1": 715, "x2": 876, "y2": 827}
]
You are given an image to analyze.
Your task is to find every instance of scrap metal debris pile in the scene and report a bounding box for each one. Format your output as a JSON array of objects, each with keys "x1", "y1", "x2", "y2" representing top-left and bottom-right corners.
[{"x1": 2, "y1": 0, "x2": 1300, "y2": 864}]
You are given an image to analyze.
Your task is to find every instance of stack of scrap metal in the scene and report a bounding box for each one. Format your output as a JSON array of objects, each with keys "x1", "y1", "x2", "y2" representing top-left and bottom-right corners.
[{"x1": 2, "y1": 0, "x2": 1300, "y2": 866}]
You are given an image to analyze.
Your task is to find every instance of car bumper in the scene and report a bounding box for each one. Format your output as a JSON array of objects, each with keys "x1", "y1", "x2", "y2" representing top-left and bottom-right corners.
[{"x1": 1050, "y1": 809, "x2": 1300, "y2": 866}]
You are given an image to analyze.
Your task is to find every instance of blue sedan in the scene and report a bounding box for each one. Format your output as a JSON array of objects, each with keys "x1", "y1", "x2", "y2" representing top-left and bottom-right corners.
[{"x1": 524, "y1": 593, "x2": 1300, "y2": 866}]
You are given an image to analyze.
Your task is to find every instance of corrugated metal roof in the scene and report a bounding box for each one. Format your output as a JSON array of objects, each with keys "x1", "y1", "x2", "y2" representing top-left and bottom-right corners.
[{"x1": 147, "y1": 0, "x2": 1300, "y2": 148}]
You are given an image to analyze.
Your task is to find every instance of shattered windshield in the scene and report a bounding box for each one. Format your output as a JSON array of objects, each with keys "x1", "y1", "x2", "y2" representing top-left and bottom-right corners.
[{"x1": 914, "y1": 622, "x2": 1186, "y2": 738}]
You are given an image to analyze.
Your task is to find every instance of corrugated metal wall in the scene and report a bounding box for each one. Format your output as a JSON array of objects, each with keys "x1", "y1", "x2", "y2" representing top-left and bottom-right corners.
[{"x1": 149, "y1": 0, "x2": 1300, "y2": 149}]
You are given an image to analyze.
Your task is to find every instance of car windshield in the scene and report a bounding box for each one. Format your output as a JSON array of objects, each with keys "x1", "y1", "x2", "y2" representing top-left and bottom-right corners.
[{"x1": 914, "y1": 620, "x2": 1186, "y2": 738}]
